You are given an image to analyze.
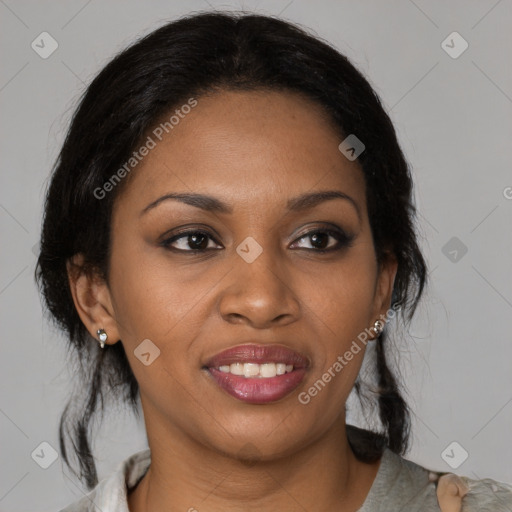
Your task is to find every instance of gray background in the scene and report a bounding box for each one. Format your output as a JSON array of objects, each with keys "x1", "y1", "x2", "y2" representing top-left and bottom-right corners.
[{"x1": 1, "y1": 0, "x2": 511, "y2": 510}]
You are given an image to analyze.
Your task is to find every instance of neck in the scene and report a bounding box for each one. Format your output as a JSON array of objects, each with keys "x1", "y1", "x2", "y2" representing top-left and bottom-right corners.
[{"x1": 128, "y1": 416, "x2": 381, "y2": 512}]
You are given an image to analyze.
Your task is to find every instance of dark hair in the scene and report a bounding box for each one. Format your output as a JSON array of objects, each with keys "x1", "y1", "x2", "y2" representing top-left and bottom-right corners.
[{"x1": 35, "y1": 10, "x2": 427, "y2": 490}]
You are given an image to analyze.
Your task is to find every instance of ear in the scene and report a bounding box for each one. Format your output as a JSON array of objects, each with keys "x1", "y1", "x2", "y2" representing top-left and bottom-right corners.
[
  {"x1": 66, "y1": 253, "x2": 120, "y2": 346},
  {"x1": 370, "y1": 251, "x2": 398, "y2": 327}
]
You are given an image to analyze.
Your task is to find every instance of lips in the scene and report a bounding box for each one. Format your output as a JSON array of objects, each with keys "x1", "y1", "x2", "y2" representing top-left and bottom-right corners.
[{"x1": 203, "y1": 343, "x2": 310, "y2": 404}]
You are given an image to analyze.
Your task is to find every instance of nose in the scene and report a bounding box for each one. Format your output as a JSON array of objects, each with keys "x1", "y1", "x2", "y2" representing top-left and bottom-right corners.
[{"x1": 218, "y1": 247, "x2": 301, "y2": 329}]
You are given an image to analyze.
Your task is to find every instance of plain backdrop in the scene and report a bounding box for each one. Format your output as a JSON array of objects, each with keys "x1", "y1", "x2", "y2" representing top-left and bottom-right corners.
[{"x1": 1, "y1": 1, "x2": 511, "y2": 510}]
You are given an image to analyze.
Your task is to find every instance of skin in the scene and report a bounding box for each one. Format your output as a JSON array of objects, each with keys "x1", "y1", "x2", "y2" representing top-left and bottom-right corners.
[{"x1": 68, "y1": 89, "x2": 400, "y2": 512}]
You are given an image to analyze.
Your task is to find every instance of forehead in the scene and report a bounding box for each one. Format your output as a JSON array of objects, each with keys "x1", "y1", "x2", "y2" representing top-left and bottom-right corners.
[{"x1": 115, "y1": 89, "x2": 366, "y2": 216}]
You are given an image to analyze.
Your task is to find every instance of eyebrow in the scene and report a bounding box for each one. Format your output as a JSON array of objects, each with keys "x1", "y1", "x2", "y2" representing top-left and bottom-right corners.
[{"x1": 140, "y1": 190, "x2": 361, "y2": 221}]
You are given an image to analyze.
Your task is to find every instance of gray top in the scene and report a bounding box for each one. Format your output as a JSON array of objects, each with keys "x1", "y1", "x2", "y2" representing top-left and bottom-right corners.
[
  {"x1": 358, "y1": 446, "x2": 441, "y2": 511},
  {"x1": 59, "y1": 447, "x2": 512, "y2": 511}
]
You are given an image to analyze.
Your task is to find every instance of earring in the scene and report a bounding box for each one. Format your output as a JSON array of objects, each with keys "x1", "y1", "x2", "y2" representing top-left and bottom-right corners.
[
  {"x1": 371, "y1": 320, "x2": 384, "y2": 338},
  {"x1": 97, "y1": 328, "x2": 108, "y2": 349}
]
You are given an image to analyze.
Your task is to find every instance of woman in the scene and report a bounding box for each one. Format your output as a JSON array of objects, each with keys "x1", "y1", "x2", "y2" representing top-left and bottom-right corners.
[{"x1": 35, "y1": 10, "x2": 512, "y2": 512}]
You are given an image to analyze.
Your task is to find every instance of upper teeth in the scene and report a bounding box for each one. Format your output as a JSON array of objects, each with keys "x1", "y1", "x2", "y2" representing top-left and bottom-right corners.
[{"x1": 218, "y1": 362, "x2": 294, "y2": 378}]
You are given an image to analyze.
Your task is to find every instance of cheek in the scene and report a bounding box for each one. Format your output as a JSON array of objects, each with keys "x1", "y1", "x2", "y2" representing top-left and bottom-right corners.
[
  {"x1": 110, "y1": 228, "x2": 377, "y2": 347},
  {"x1": 112, "y1": 262, "x2": 203, "y2": 337},
  {"x1": 108, "y1": 245, "x2": 209, "y2": 395},
  {"x1": 300, "y1": 249, "x2": 377, "y2": 336},
  {"x1": 296, "y1": 246, "x2": 377, "y2": 397}
]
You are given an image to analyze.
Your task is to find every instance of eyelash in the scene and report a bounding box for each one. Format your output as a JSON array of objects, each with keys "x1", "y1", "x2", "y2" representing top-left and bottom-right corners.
[{"x1": 160, "y1": 226, "x2": 355, "y2": 254}]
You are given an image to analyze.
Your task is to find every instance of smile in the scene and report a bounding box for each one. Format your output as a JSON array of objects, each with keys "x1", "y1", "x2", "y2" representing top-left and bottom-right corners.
[
  {"x1": 217, "y1": 362, "x2": 294, "y2": 377},
  {"x1": 204, "y1": 343, "x2": 309, "y2": 404}
]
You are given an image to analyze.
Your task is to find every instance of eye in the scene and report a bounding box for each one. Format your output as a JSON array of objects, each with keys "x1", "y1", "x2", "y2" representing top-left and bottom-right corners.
[
  {"x1": 161, "y1": 229, "x2": 222, "y2": 252},
  {"x1": 290, "y1": 227, "x2": 355, "y2": 253},
  {"x1": 160, "y1": 225, "x2": 354, "y2": 254}
]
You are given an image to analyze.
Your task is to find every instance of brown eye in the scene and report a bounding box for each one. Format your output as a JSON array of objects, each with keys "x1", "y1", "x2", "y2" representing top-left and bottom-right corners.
[
  {"x1": 161, "y1": 230, "x2": 221, "y2": 252},
  {"x1": 291, "y1": 228, "x2": 354, "y2": 253}
]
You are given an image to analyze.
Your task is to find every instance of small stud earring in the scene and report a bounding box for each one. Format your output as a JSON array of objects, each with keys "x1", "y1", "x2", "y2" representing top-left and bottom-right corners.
[
  {"x1": 372, "y1": 320, "x2": 384, "y2": 338},
  {"x1": 97, "y1": 328, "x2": 108, "y2": 348}
]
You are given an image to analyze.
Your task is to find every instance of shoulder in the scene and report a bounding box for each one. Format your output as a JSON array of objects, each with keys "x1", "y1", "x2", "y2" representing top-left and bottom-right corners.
[
  {"x1": 462, "y1": 477, "x2": 512, "y2": 511},
  {"x1": 359, "y1": 448, "x2": 442, "y2": 510},
  {"x1": 348, "y1": 427, "x2": 512, "y2": 511},
  {"x1": 433, "y1": 471, "x2": 512, "y2": 512},
  {"x1": 369, "y1": 447, "x2": 512, "y2": 511},
  {"x1": 58, "y1": 449, "x2": 151, "y2": 512}
]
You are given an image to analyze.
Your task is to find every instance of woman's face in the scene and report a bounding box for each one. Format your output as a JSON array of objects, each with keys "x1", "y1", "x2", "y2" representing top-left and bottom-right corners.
[{"x1": 99, "y1": 89, "x2": 396, "y2": 460}]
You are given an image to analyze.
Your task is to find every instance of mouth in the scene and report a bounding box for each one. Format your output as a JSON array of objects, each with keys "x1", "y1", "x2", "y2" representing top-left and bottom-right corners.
[{"x1": 203, "y1": 343, "x2": 310, "y2": 404}]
